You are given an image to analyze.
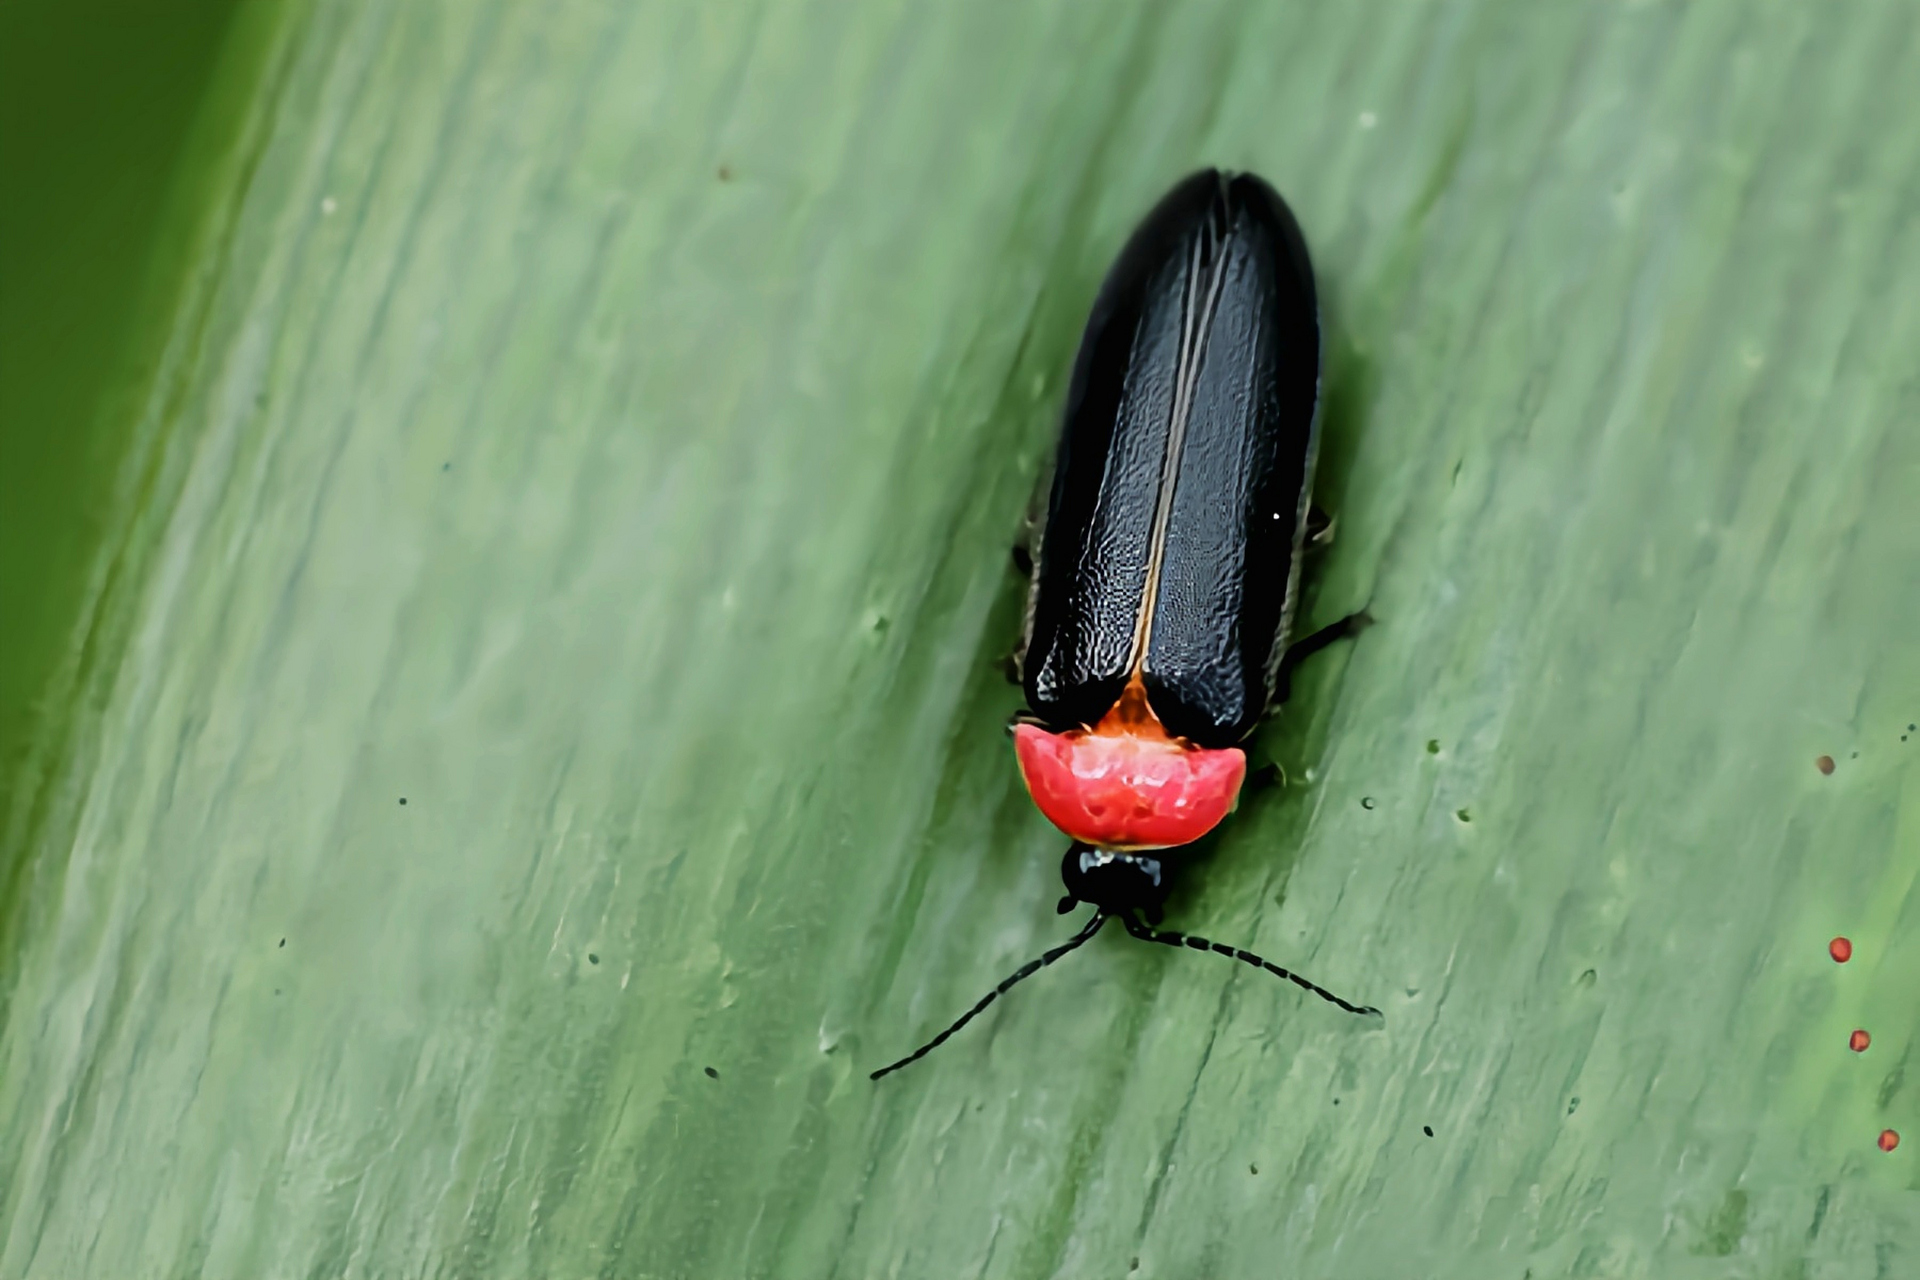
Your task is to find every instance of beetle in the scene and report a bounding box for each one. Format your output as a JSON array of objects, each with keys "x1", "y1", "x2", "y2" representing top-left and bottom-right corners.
[{"x1": 872, "y1": 169, "x2": 1378, "y2": 1081}]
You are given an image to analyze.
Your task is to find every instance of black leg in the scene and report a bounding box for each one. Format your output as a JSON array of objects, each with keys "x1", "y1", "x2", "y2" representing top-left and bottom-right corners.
[
  {"x1": 1304, "y1": 503, "x2": 1335, "y2": 547},
  {"x1": 1274, "y1": 609, "x2": 1372, "y2": 704},
  {"x1": 1004, "y1": 710, "x2": 1044, "y2": 736},
  {"x1": 1004, "y1": 541, "x2": 1035, "y2": 682},
  {"x1": 1243, "y1": 760, "x2": 1285, "y2": 796}
]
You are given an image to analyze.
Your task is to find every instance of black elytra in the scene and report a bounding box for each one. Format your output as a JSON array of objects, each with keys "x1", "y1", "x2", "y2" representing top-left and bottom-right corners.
[
  {"x1": 1022, "y1": 168, "x2": 1322, "y2": 746},
  {"x1": 871, "y1": 171, "x2": 1377, "y2": 1082}
]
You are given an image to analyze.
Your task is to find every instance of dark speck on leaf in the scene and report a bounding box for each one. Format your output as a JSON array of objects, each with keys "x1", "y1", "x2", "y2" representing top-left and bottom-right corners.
[
  {"x1": 717, "y1": 165, "x2": 732, "y2": 181},
  {"x1": 1423, "y1": 1125, "x2": 1434, "y2": 1137},
  {"x1": 704, "y1": 1066, "x2": 719, "y2": 1079},
  {"x1": 274, "y1": 988, "x2": 282, "y2": 996},
  {"x1": 588, "y1": 953, "x2": 599, "y2": 965},
  {"x1": 278, "y1": 938, "x2": 285, "y2": 948},
  {"x1": 1455, "y1": 808, "x2": 1471, "y2": 823},
  {"x1": 1333, "y1": 1098, "x2": 1340, "y2": 1106},
  {"x1": 1249, "y1": 1163, "x2": 1259, "y2": 1175},
  {"x1": 1361, "y1": 796, "x2": 1375, "y2": 810},
  {"x1": 398, "y1": 797, "x2": 407, "y2": 805},
  {"x1": 1568, "y1": 1096, "x2": 1580, "y2": 1115},
  {"x1": 1426, "y1": 739, "x2": 1440, "y2": 754}
]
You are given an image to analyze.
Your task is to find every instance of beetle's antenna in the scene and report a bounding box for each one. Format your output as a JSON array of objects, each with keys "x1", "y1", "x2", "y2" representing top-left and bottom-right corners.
[
  {"x1": 1120, "y1": 916, "x2": 1380, "y2": 1017},
  {"x1": 871, "y1": 912, "x2": 1110, "y2": 1081}
]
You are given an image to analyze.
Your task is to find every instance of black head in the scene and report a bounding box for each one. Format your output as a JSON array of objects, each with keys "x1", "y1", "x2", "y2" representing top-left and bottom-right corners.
[{"x1": 1058, "y1": 844, "x2": 1170, "y2": 924}]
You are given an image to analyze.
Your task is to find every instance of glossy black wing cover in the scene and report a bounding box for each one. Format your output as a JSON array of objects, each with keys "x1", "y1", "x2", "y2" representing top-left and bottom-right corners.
[{"x1": 1022, "y1": 170, "x2": 1321, "y2": 748}]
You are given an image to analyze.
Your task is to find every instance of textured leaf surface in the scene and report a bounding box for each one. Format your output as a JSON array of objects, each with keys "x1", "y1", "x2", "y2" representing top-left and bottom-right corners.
[{"x1": 4, "y1": 2, "x2": 1917, "y2": 1277}]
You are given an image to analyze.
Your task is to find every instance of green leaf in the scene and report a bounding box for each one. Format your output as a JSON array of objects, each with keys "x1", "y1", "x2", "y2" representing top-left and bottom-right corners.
[{"x1": 5, "y1": 2, "x2": 1917, "y2": 1276}]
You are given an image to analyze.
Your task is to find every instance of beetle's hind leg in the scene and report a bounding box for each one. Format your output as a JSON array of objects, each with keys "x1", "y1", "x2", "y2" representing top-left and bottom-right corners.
[
  {"x1": 1010, "y1": 449, "x2": 1053, "y2": 577},
  {"x1": 1243, "y1": 612, "x2": 1369, "y2": 803},
  {"x1": 1285, "y1": 609, "x2": 1373, "y2": 667},
  {"x1": 1001, "y1": 533, "x2": 1036, "y2": 681},
  {"x1": 1000, "y1": 477, "x2": 1049, "y2": 684},
  {"x1": 1272, "y1": 609, "x2": 1372, "y2": 705}
]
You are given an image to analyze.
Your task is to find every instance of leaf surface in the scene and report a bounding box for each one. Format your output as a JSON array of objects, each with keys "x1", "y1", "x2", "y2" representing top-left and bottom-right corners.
[{"x1": 4, "y1": 2, "x2": 1917, "y2": 1276}]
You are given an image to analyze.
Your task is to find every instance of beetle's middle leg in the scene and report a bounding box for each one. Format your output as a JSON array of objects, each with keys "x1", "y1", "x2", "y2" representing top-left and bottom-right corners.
[{"x1": 1273, "y1": 610, "x2": 1372, "y2": 705}]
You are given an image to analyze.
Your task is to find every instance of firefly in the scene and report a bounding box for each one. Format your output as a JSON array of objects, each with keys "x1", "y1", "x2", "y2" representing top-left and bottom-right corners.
[{"x1": 874, "y1": 170, "x2": 1378, "y2": 1080}]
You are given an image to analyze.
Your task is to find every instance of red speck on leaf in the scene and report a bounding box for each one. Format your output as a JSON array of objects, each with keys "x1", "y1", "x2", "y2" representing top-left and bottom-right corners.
[
  {"x1": 1879, "y1": 1129, "x2": 1899, "y2": 1152},
  {"x1": 1830, "y1": 937, "x2": 1853, "y2": 963},
  {"x1": 1850, "y1": 1029, "x2": 1870, "y2": 1052}
]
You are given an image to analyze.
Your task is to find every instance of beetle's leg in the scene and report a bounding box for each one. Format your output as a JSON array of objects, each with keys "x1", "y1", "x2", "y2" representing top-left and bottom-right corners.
[
  {"x1": 1305, "y1": 503, "x2": 1337, "y2": 548},
  {"x1": 1004, "y1": 554, "x2": 1040, "y2": 685},
  {"x1": 1011, "y1": 453, "x2": 1053, "y2": 577},
  {"x1": 1273, "y1": 609, "x2": 1372, "y2": 704},
  {"x1": 1285, "y1": 609, "x2": 1373, "y2": 666},
  {"x1": 1243, "y1": 760, "x2": 1287, "y2": 796},
  {"x1": 1002, "y1": 455, "x2": 1053, "y2": 685},
  {"x1": 1001, "y1": 539, "x2": 1037, "y2": 684},
  {"x1": 1245, "y1": 613, "x2": 1369, "y2": 797}
]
